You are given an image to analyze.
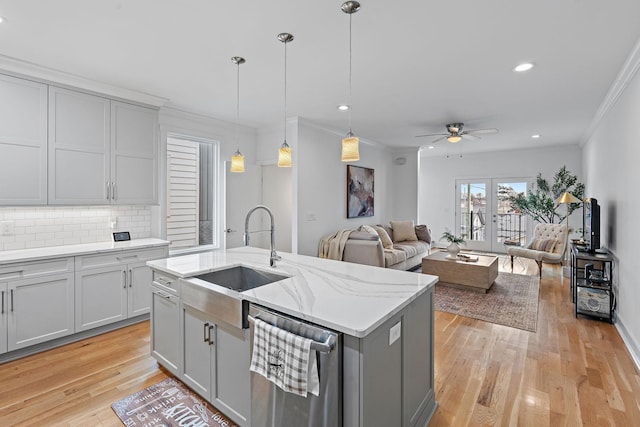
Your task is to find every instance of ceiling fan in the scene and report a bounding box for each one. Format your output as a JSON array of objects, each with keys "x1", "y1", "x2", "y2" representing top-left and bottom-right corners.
[{"x1": 416, "y1": 122, "x2": 498, "y2": 144}]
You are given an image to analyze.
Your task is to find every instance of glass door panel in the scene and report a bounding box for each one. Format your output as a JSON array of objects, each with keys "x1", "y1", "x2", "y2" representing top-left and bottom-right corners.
[
  {"x1": 456, "y1": 180, "x2": 491, "y2": 252},
  {"x1": 492, "y1": 180, "x2": 529, "y2": 253}
]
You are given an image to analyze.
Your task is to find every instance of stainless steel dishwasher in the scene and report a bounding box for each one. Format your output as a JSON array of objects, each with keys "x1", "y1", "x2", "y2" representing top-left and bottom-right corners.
[{"x1": 248, "y1": 304, "x2": 342, "y2": 427}]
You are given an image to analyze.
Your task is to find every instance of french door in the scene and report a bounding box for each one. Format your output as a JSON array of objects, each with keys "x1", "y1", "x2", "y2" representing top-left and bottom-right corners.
[{"x1": 455, "y1": 178, "x2": 531, "y2": 253}]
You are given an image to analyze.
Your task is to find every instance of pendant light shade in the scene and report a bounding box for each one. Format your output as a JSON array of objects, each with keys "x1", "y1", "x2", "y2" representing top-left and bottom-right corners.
[
  {"x1": 341, "y1": 1, "x2": 360, "y2": 162},
  {"x1": 277, "y1": 32, "x2": 294, "y2": 168},
  {"x1": 231, "y1": 56, "x2": 245, "y2": 173}
]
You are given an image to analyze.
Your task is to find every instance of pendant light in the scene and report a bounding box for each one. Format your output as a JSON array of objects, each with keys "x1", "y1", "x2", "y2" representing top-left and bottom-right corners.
[
  {"x1": 277, "y1": 33, "x2": 294, "y2": 168},
  {"x1": 341, "y1": 1, "x2": 361, "y2": 162},
  {"x1": 230, "y1": 56, "x2": 246, "y2": 173}
]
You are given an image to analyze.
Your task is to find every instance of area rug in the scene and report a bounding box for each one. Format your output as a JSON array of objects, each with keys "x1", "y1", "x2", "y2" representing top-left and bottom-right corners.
[
  {"x1": 112, "y1": 377, "x2": 237, "y2": 427},
  {"x1": 434, "y1": 272, "x2": 540, "y2": 332}
]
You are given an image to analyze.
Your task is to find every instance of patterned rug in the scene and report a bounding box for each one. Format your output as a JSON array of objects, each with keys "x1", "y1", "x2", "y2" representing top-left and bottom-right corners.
[
  {"x1": 112, "y1": 377, "x2": 237, "y2": 427},
  {"x1": 434, "y1": 272, "x2": 540, "y2": 332}
]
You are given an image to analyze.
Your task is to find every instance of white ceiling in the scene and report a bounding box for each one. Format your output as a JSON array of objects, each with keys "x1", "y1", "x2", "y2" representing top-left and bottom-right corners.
[{"x1": 1, "y1": 0, "x2": 639, "y2": 156}]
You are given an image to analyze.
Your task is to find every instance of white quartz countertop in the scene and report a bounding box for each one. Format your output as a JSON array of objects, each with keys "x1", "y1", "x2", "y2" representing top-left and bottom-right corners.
[
  {"x1": 147, "y1": 246, "x2": 438, "y2": 338},
  {"x1": 0, "y1": 238, "x2": 170, "y2": 265}
]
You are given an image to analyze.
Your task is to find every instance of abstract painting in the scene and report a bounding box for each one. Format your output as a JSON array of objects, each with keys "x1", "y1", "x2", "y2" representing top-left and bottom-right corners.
[{"x1": 347, "y1": 165, "x2": 374, "y2": 218}]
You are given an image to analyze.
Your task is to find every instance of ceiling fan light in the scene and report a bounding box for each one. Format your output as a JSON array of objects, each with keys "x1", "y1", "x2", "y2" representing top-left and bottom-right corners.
[
  {"x1": 278, "y1": 142, "x2": 292, "y2": 167},
  {"x1": 513, "y1": 62, "x2": 534, "y2": 72},
  {"x1": 231, "y1": 150, "x2": 245, "y2": 172},
  {"x1": 341, "y1": 134, "x2": 360, "y2": 162},
  {"x1": 447, "y1": 135, "x2": 462, "y2": 143}
]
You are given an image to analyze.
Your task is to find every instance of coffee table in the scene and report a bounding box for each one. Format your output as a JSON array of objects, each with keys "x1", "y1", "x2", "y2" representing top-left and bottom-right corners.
[{"x1": 421, "y1": 251, "x2": 499, "y2": 293}]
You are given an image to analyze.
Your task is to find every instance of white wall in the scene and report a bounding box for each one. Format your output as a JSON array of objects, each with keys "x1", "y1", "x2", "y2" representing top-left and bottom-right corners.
[
  {"x1": 295, "y1": 120, "x2": 396, "y2": 256},
  {"x1": 419, "y1": 145, "x2": 582, "y2": 245},
  {"x1": 391, "y1": 149, "x2": 420, "y2": 221},
  {"x1": 582, "y1": 64, "x2": 640, "y2": 367}
]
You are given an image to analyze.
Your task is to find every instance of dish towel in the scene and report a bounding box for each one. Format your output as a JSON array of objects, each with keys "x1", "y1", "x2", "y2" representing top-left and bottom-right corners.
[{"x1": 250, "y1": 318, "x2": 320, "y2": 397}]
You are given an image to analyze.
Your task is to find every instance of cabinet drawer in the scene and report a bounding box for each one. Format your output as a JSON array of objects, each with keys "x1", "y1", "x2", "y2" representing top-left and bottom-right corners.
[
  {"x1": 0, "y1": 257, "x2": 74, "y2": 281},
  {"x1": 152, "y1": 270, "x2": 180, "y2": 296},
  {"x1": 76, "y1": 247, "x2": 168, "y2": 270}
]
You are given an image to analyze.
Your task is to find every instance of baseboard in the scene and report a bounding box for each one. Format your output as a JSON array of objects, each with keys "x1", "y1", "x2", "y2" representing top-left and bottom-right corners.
[{"x1": 615, "y1": 315, "x2": 640, "y2": 372}]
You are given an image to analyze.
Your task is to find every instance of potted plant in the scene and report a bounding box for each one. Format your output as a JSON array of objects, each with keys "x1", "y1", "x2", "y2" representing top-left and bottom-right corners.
[{"x1": 441, "y1": 229, "x2": 465, "y2": 259}]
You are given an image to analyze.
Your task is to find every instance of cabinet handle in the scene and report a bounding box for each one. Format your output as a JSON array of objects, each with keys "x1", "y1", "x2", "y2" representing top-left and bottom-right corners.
[
  {"x1": 106, "y1": 182, "x2": 111, "y2": 200},
  {"x1": 153, "y1": 290, "x2": 171, "y2": 299},
  {"x1": 1, "y1": 290, "x2": 4, "y2": 314},
  {"x1": 129, "y1": 269, "x2": 133, "y2": 287},
  {"x1": 113, "y1": 182, "x2": 117, "y2": 200},
  {"x1": 208, "y1": 325, "x2": 214, "y2": 345},
  {"x1": 10, "y1": 289, "x2": 14, "y2": 312},
  {"x1": 123, "y1": 271, "x2": 127, "y2": 289},
  {"x1": 203, "y1": 322, "x2": 210, "y2": 343}
]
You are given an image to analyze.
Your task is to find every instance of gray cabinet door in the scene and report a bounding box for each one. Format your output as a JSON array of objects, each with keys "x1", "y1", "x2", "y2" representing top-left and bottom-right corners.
[
  {"x1": 7, "y1": 273, "x2": 75, "y2": 351},
  {"x1": 181, "y1": 305, "x2": 214, "y2": 399},
  {"x1": 150, "y1": 286, "x2": 180, "y2": 376},
  {"x1": 213, "y1": 323, "x2": 251, "y2": 426},
  {"x1": 0, "y1": 283, "x2": 7, "y2": 354},
  {"x1": 74, "y1": 266, "x2": 127, "y2": 331},
  {"x1": 111, "y1": 101, "x2": 158, "y2": 204},
  {"x1": 0, "y1": 74, "x2": 48, "y2": 205},
  {"x1": 127, "y1": 261, "x2": 152, "y2": 317}
]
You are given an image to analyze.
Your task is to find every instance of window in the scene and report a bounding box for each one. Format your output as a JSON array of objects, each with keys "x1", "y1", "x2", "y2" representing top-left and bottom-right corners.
[{"x1": 166, "y1": 135, "x2": 219, "y2": 252}]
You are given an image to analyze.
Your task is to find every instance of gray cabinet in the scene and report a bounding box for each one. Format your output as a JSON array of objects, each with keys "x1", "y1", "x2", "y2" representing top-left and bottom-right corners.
[
  {"x1": 48, "y1": 86, "x2": 158, "y2": 205},
  {"x1": 48, "y1": 87, "x2": 110, "y2": 204},
  {"x1": 150, "y1": 271, "x2": 181, "y2": 377},
  {"x1": 0, "y1": 257, "x2": 75, "y2": 354},
  {"x1": 75, "y1": 247, "x2": 167, "y2": 331},
  {"x1": 177, "y1": 302, "x2": 251, "y2": 427},
  {"x1": 0, "y1": 74, "x2": 48, "y2": 205}
]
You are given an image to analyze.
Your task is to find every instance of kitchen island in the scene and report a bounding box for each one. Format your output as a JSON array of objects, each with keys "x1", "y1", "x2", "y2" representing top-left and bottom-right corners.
[{"x1": 147, "y1": 246, "x2": 438, "y2": 427}]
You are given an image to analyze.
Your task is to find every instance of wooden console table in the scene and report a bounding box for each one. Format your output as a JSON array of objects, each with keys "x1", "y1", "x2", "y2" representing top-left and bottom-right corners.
[{"x1": 422, "y1": 251, "x2": 498, "y2": 293}]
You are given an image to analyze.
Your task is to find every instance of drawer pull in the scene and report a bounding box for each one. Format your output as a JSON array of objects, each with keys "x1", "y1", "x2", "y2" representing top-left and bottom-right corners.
[
  {"x1": 1, "y1": 290, "x2": 4, "y2": 314},
  {"x1": 153, "y1": 290, "x2": 171, "y2": 299},
  {"x1": 10, "y1": 289, "x2": 14, "y2": 312}
]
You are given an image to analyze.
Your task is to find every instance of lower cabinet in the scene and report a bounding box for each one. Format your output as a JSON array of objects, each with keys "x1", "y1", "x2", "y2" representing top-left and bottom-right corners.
[
  {"x1": 150, "y1": 284, "x2": 181, "y2": 376},
  {"x1": 75, "y1": 247, "x2": 167, "y2": 332},
  {"x1": 0, "y1": 283, "x2": 6, "y2": 354},
  {"x1": 7, "y1": 273, "x2": 75, "y2": 352},
  {"x1": 181, "y1": 303, "x2": 251, "y2": 427}
]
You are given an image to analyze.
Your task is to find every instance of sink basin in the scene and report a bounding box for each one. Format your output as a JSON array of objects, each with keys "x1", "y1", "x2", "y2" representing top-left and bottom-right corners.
[
  {"x1": 182, "y1": 265, "x2": 289, "y2": 329},
  {"x1": 194, "y1": 266, "x2": 288, "y2": 292}
]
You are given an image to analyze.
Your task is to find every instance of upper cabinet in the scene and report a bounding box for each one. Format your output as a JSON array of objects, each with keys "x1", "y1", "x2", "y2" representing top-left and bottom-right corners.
[
  {"x1": 0, "y1": 73, "x2": 159, "y2": 206},
  {"x1": 48, "y1": 87, "x2": 111, "y2": 204},
  {"x1": 0, "y1": 74, "x2": 48, "y2": 205},
  {"x1": 49, "y1": 86, "x2": 158, "y2": 205}
]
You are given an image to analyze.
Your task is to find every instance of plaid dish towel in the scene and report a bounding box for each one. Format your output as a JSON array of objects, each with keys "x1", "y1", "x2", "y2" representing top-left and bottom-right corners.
[{"x1": 250, "y1": 318, "x2": 319, "y2": 397}]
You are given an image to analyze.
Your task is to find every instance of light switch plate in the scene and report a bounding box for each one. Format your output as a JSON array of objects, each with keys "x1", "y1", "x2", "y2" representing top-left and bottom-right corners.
[
  {"x1": 1, "y1": 220, "x2": 14, "y2": 236},
  {"x1": 389, "y1": 321, "x2": 401, "y2": 346}
]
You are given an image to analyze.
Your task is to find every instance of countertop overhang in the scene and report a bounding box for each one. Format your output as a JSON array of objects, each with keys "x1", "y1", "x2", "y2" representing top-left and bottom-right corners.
[{"x1": 147, "y1": 247, "x2": 438, "y2": 338}]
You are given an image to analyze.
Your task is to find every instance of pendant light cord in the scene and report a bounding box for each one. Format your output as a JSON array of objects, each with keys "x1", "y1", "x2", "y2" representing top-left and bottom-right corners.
[
  {"x1": 284, "y1": 40, "x2": 287, "y2": 144},
  {"x1": 236, "y1": 61, "x2": 240, "y2": 150},
  {"x1": 348, "y1": 11, "x2": 353, "y2": 135}
]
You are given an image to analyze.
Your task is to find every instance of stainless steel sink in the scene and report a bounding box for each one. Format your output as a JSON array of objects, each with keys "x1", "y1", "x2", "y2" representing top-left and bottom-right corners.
[
  {"x1": 194, "y1": 265, "x2": 288, "y2": 292},
  {"x1": 182, "y1": 265, "x2": 289, "y2": 329}
]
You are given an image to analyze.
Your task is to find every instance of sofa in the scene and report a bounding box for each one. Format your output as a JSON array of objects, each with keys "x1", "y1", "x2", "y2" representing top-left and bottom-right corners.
[{"x1": 319, "y1": 220, "x2": 431, "y2": 271}]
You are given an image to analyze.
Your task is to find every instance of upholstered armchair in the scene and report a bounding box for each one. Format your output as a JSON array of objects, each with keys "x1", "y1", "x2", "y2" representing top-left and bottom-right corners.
[{"x1": 506, "y1": 223, "x2": 568, "y2": 277}]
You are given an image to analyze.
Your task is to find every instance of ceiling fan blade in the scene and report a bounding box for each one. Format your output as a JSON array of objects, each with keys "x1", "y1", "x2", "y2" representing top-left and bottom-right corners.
[
  {"x1": 430, "y1": 136, "x2": 447, "y2": 144},
  {"x1": 465, "y1": 128, "x2": 498, "y2": 135},
  {"x1": 462, "y1": 133, "x2": 480, "y2": 141},
  {"x1": 415, "y1": 133, "x2": 447, "y2": 138}
]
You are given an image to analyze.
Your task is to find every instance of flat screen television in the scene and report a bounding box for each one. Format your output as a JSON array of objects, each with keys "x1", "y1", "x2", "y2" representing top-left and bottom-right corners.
[{"x1": 583, "y1": 198, "x2": 600, "y2": 252}]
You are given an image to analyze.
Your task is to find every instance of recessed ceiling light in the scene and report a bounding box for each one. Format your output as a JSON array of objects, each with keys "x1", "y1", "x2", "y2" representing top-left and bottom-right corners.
[
  {"x1": 513, "y1": 62, "x2": 534, "y2": 72},
  {"x1": 428, "y1": 145, "x2": 435, "y2": 150},
  {"x1": 337, "y1": 105, "x2": 349, "y2": 111},
  {"x1": 0, "y1": 16, "x2": 6, "y2": 24},
  {"x1": 531, "y1": 134, "x2": 541, "y2": 139}
]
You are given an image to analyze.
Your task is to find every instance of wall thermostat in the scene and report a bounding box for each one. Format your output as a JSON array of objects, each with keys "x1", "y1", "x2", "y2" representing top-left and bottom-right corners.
[{"x1": 113, "y1": 231, "x2": 131, "y2": 242}]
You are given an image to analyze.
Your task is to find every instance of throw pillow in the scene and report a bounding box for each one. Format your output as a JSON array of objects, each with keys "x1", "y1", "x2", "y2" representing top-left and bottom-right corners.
[
  {"x1": 531, "y1": 238, "x2": 557, "y2": 253},
  {"x1": 415, "y1": 224, "x2": 431, "y2": 243},
  {"x1": 359, "y1": 225, "x2": 378, "y2": 236},
  {"x1": 390, "y1": 220, "x2": 418, "y2": 242},
  {"x1": 372, "y1": 225, "x2": 394, "y2": 249}
]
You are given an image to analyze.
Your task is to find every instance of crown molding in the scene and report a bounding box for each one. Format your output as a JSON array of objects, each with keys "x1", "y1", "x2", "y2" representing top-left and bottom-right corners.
[
  {"x1": 581, "y1": 37, "x2": 640, "y2": 145},
  {"x1": 0, "y1": 54, "x2": 169, "y2": 107}
]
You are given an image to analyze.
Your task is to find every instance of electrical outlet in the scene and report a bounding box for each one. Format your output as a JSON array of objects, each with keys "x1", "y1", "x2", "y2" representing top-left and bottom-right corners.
[
  {"x1": 1, "y1": 220, "x2": 14, "y2": 236},
  {"x1": 389, "y1": 321, "x2": 401, "y2": 346}
]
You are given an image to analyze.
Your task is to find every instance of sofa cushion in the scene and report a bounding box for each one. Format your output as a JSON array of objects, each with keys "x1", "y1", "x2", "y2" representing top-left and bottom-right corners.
[
  {"x1": 390, "y1": 220, "x2": 418, "y2": 242},
  {"x1": 359, "y1": 225, "x2": 378, "y2": 236},
  {"x1": 384, "y1": 248, "x2": 407, "y2": 267},
  {"x1": 531, "y1": 238, "x2": 557, "y2": 253},
  {"x1": 415, "y1": 224, "x2": 431, "y2": 243},
  {"x1": 378, "y1": 224, "x2": 394, "y2": 242},
  {"x1": 372, "y1": 225, "x2": 394, "y2": 249},
  {"x1": 393, "y1": 240, "x2": 430, "y2": 258},
  {"x1": 349, "y1": 231, "x2": 379, "y2": 241}
]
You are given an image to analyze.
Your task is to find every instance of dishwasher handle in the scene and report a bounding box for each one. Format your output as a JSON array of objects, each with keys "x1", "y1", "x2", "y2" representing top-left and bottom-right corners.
[{"x1": 248, "y1": 314, "x2": 336, "y2": 354}]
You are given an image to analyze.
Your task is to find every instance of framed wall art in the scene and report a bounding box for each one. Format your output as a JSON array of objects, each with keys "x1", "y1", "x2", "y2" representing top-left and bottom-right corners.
[{"x1": 347, "y1": 165, "x2": 374, "y2": 218}]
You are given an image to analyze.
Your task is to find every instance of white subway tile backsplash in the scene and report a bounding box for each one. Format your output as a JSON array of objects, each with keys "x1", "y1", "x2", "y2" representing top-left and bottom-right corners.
[{"x1": 0, "y1": 205, "x2": 152, "y2": 251}]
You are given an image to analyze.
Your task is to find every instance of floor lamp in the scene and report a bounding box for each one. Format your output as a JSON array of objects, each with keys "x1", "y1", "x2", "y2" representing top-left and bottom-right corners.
[{"x1": 556, "y1": 191, "x2": 582, "y2": 273}]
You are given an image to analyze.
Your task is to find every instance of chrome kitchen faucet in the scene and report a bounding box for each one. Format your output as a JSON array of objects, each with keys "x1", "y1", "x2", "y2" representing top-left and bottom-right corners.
[{"x1": 243, "y1": 205, "x2": 281, "y2": 267}]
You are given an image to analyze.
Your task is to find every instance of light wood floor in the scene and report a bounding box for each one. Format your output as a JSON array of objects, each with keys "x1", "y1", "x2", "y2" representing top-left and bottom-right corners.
[{"x1": 1, "y1": 260, "x2": 639, "y2": 426}]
